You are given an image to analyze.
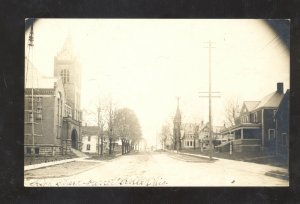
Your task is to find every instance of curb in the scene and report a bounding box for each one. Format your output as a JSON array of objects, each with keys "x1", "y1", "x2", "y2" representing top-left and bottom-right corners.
[
  {"x1": 24, "y1": 157, "x2": 89, "y2": 171},
  {"x1": 265, "y1": 171, "x2": 289, "y2": 181},
  {"x1": 25, "y1": 161, "x2": 102, "y2": 179}
]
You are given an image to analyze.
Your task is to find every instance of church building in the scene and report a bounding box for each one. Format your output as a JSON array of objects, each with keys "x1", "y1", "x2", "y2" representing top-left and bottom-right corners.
[
  {"x1": 173, "y1": 98, "x2": 182, "y2": 150},
  {"x1": 24, "y1": 36, "x2": 82, "y2": 156}
]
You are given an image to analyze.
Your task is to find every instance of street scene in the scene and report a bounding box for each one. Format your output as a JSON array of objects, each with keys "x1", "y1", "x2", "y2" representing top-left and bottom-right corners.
[
  {"x1": 25, "y1": 152, "x2": 288, "y2": 187},
  {"x1": 24, "y1": 19, "x2": 289, "y2": 187}
]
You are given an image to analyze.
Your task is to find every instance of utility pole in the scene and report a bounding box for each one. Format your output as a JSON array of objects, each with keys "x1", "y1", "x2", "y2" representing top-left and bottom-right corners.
[
  {"x1": 27, "y1": 23, "x2": 35, "y2": 155},
  {"x1": 199, "y1": 40, "x2": 220, "y2": 160},
  {"x1": 97, "y1": 107, "x2": 101, "y2": 156}
]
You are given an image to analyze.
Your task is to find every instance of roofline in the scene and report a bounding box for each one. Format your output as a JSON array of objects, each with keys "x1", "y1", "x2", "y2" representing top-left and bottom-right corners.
[
  {"x1": 274, "y1": 89, "x2": 290, "y2": 117},
  {"x1": 220, "y1": 123, "x2": 262, "y2": 133}
]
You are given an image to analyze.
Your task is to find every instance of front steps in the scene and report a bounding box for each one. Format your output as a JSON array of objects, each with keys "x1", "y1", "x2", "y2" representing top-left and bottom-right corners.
[{"x1": 71, "y1": 148, "x2": 89, "y2": 158}]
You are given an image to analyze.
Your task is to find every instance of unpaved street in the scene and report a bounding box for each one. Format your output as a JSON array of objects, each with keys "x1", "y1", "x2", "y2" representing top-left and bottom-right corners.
[{"x1": 24, "y1": 152, "x2": 288, "y2": 187}]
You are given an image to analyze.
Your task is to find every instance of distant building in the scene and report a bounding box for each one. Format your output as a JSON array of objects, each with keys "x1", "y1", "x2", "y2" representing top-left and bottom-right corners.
[
  {"x1": 275, "y1": 89, "x2": 289, "y2": 158},
  {"x1": 81, "y1": 125, "x2": 123, "y2": 154},
  {"x1": 220, "y1": 83, "x2": 285, "y2": 152},
  {"x1": 198, "y1": 122, "x2": 224, "y2": 147},
  {"x1": 24, "y1": 37, "x2": 82, "y2": 156},
  {"x1": 173, "y1": 99, "x2": 182, "y2": 150},
  {"x1": 182, "y1": 123, "x2": 200, "y2": 149},
  {"x1": 81, "y1": 126, "x2": 100, "y2": 153}
]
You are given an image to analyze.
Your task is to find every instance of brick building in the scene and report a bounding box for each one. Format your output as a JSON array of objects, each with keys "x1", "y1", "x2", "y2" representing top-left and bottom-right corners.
[{"x1": 24, "y1": 37, "x2": 82, "y2": 156}]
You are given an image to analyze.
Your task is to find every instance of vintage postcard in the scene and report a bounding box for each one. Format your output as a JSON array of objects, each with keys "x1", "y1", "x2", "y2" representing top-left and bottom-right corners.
[{"x1": 24, "y1": 19, "x2": 289, "y2": 187}]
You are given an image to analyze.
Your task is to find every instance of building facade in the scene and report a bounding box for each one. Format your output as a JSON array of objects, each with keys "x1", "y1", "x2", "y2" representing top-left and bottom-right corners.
[
  {"x1": 54, "y1": 36, "x2": 83, "y2": 153},
  {"x1": 220, "y1": 83, "x2": 285, "y2": 152},
  {"x1": 275, "y1": 89, "x2": 289, "y2": 158},
  {"x1": 182, "y1": 123, "x2": 200, "y2": 149},
  {"x1": 24, "y1": 36, "x2": 82, "y2": 156}
]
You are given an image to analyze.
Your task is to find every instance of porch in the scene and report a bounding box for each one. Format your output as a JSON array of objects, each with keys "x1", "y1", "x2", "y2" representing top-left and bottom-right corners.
[{"x1": 220, "y1": 123, "x2": 262, "y2": 152}]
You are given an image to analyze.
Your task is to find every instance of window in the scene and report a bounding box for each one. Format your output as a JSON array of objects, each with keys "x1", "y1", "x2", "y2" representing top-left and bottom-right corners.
[
  {"x1": 273, "y1": 110, "x2": 277, "y2": 117},
  {"x1": 88, "y1": 136, "x2": 91, "y2": 141},
  {"x1": 254, "y1": 112, "x2": 257, "y2": 123},
  {"x1": 282, "y1": 133, "x2": 287, "y2": 146},
  {"x1": 27, "y1": 111, "x2": 33, "y2": 123},
  {"x1": 61, "y1": 69, "x2": 70, "y2": 84},
  {"x1": 268, "y1": 129, "x2": 275, "y2": 141},
  {"x1": 26, "y1": 147, "x2": 32, "y2": 155},
  {"x1": 36, "y1": 106, "x2": 42, "y2": 120},
  {"x1": 35, "y1": 147, "x2": 39, "y2": 155},
  {"x1": 87, "y1": 144, "x2": 90, "y2": 151}
]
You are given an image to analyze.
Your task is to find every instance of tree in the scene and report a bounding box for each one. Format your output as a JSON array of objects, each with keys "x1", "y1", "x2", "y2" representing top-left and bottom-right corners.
[
  {"x1": 97, "y1": 101, "x2": 108, "y2": 157},
  {"x1": 107, "y1": 99, "x2": 117, "y2": 155},
  {"x1": 113, "y1": 108, "x2": 142, "y2": 154},
  {"x1": 159, "y1": 122, "x2": 171, "y2": 151},
  {"x1": 193, "y1": 124, "x2": 199, "y2": 150},
  {"x1": 223, "y1": 97, "x2": 240, "y2": 128}
]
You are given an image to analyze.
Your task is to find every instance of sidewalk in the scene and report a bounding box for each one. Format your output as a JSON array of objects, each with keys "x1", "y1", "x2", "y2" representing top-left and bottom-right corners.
[
  {"x1": 24, "y1": 157, "x2": 89, "y2": 171},
  {"x1": 175, "y1": 148, "x2": 288, "y2": 168},
  {"x1": 25, "y1": 153, "x2": 123, "y2": 171},
  {"x1": 165, "y1": 149, "x2": 289, "y2": 180}
]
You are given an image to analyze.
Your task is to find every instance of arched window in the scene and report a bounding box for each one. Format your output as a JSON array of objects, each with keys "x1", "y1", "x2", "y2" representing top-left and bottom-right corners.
[{"x1": 61, "y1": 69, "x2": 70, "y2": 84}]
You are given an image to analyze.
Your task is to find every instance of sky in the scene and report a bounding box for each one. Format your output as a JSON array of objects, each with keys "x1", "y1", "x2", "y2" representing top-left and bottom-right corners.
[{"x1": 25, "y1": 19, "x2": 290, "y2": 146}]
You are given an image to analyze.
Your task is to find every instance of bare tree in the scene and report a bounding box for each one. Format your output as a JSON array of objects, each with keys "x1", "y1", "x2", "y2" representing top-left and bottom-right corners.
[
  {"x1": 97, "y1": 102, "x2": 108, "y2": 156},
  {"x1": 193, "y1": 124, "x2": 199, "y2": 150},
  {"x1": 223, "y1": 97, "x2": 240, "y2": 128},
  {"x1": 107, "y1": 99, "x2": 117, "y2": 155},
  {"x1": 113, "y1": 108, "x2": 142, "y2": 155},
  {"x1": 159, "y1": 122, "x2": 171, "y2": 151}
]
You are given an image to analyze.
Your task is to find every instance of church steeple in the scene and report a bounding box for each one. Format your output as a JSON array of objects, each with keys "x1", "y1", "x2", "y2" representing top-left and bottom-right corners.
[
  {"x1": 57, "y1": 34, "x2": 74, "y2": 60},
  {"x1": 174, "y1": 96, "x2": 181, "y2": 124}
]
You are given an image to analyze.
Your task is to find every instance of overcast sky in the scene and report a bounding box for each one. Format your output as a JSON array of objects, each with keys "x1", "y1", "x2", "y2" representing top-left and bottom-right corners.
[{"x1": 25, "y1": 19, "x2": 289, "y2": 145}]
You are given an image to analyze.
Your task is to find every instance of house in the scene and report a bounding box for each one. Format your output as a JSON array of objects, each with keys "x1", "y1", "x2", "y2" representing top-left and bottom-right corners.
[
  {"x1": 24, "y1": 36, "x2": 82, "y2": 156},
  {"x1": 81, "y1": 126, "x2": 100, "y2": 153},
  {"x1": 275, "y1": 89, "x2": 289, "y2": 158},
  {"x1": 81, "y1": 125, "x2": 123, "y2": 154},
  {"x1": 220, "y1": 83, "x2": 285, "y2": 152},
  {"x1": 182, "y1": 123, "x2": 201, "y2": 149},
  {"x1": 198, "y1": 122, "x2": 224, "y2": 147}
]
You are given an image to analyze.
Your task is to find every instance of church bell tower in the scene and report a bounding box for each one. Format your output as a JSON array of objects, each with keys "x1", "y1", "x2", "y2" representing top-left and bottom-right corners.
[
  {"x1": 54, "y1": 35, "x2": 82, "y2": 121},
  {"x1": 173, "y1": 97, "x2": 181, "y2": 150}
]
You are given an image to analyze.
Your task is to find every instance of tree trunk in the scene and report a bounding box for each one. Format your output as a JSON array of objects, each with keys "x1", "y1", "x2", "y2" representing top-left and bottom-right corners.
[
  {"x1": 121, "y1": 139, "x2": 124, "y2": 155},
  {"x1": 109, "y1": 138, "x2": 112, "y2": 155},
  {"x1": 98, "y1": 135, "x2": 100, "y2": 155},
  {"x1": 100, "y1": 136, "x2": 103, "y2": 156}
]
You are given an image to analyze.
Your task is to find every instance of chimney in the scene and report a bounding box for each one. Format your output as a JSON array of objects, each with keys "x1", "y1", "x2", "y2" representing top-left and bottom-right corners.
[{"x1": 277, "y1": 83, "x2": 284, "y2": 94}]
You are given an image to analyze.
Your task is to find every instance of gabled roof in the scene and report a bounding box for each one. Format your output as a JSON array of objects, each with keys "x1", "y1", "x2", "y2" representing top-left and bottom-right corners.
[
  {"x1": 25, "y1": 58, "x2": 60, "y2": 89},
  {"x1": 255, "y1": 91, "x2": 284, "y2": 109},
  {"x1": 244, "y1": 101, "x2": 260, "y2": 112},
  {"x1": 275, "y1": 89, "x2": 290, "y2": 117},
  {"x1": 199, "y1": 123, "x2": 223, "y2": 134},
  {"x1": 182, "y1": 123, "x2": 202, "y2": 134},
  {"x1": 81, "y1": 126, "x2": 99, "y2": 136},
  {"x1": 55, "y1": 35, "x2": 76, "y2": 60}
]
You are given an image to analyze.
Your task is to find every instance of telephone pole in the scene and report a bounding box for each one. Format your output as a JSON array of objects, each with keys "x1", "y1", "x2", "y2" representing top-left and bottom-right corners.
[{"x1": 199, "y1": 41, "x2": 220, "y2": 160}]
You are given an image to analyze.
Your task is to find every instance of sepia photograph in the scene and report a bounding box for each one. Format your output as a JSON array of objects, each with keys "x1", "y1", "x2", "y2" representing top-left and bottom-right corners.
[{"x1": 24, "y1": 19, "x2": 289, "y2": 187}]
